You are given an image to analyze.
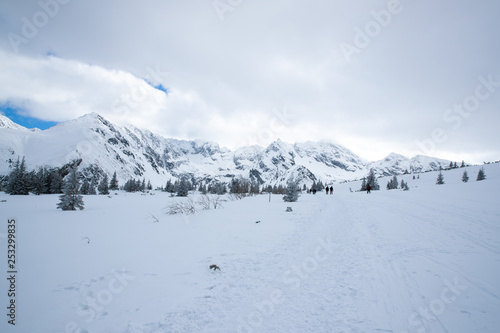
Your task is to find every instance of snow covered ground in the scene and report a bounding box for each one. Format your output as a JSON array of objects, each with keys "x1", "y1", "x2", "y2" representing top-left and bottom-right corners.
[{"x1": 1, "y1": 163, "x2": 499, "y2": 333}]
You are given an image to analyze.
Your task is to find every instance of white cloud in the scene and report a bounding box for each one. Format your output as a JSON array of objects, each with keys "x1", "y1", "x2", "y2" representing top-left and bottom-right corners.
[{"x1": 0, "y1": 0, "x2": 499, "y2": 163}]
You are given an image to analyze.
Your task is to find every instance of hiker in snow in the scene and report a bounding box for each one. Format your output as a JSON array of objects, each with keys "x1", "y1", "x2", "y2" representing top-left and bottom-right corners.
[
  {"x1": 330, "y1": 186, "x2": 333, "y2": 194},
  {"x1": 366, "y1": 184, "x2": 371, "y2": 194},
  {"x1": 326, "y1": 186, "x2": 329, "y2": 195}
]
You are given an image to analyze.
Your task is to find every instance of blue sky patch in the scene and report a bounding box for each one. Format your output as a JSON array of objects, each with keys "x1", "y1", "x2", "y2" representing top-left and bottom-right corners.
[{"x1": 0, "y1": 104, "x2": 59, "y2": 130}]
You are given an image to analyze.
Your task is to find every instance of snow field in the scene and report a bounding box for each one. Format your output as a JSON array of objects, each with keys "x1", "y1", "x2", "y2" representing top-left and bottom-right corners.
[{"x1": 0, "y1": 162, "x2": 499, "y2": 332}]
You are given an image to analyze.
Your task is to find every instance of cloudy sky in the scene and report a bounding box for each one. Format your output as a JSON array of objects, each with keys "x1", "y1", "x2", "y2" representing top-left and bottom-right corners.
[{"x1": 0, "y1": 0, "x2": 499, "y2": 163}]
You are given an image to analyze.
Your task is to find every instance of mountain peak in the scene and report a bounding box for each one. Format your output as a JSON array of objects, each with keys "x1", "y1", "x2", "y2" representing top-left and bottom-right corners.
[{"x1": 0, "y1": 114, "x2": 28, "y2": 131}]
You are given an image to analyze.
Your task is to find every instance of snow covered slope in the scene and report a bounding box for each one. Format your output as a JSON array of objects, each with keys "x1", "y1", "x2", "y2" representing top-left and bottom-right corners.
[
  {"x1": 0, "y1": 162, "x2": 498, "y2": 332},
  {"x1": 0, "y1": 113, "x2": 451, "y2": 186}
]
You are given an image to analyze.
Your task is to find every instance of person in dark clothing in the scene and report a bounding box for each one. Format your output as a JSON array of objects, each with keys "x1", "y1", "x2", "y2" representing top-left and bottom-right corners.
[
  {"x1": 330, "y1": 186, "x2": 333, "y2": 194},
  {"x1": 366, "y1": 184, "x2": 371, "y2": 194},
  {"x1": 326, "y1": 186, "x2": 329, "y2": 195}
]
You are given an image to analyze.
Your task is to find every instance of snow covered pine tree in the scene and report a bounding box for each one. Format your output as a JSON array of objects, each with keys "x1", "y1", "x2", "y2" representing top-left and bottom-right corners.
[
  {"x1": 57, "y1": 167, "x2": 84, "y2": 211},
  {"x1": 436, "y1": 171, "x2": 445, "y2": 185},
  {"x1": 283, "y1": 180, "x2": 300, "y2": 202},
  {"x1": 476, "y1": 167, "x2": 486, "y2": 181},
  {"x1": 98, "y1": 174, "x2": 110, "y2": 195}
]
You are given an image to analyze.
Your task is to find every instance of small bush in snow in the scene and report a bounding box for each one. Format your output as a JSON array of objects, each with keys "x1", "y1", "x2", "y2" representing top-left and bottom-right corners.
[
  {"x1": 165, "y1": 198, "x2": 197, "y2": 215},
  {"x1": 196, "y1": 194, "x2": 225, "y2": 210}
]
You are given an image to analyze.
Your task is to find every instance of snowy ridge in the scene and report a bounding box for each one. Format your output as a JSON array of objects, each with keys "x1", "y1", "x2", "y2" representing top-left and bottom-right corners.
[
  {"x1": 367, "y1": 152, "x2": 451, "y2": 177},
  {"x1": 0, "y1": 113, "x2": 452, "y2": 186},
  {"x1": 0, "y1": 114, "x2": 29, "y2": 131}
]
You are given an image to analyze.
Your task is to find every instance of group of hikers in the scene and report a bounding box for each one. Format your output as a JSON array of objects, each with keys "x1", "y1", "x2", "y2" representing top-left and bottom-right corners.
[
  {"x1": 308, "y1": 186, "x2": 334, "y2": 195},
  {"x1": 307, "y1": 186, "x2": 333, "y2": 194},
  {"x1": 308, "y1": 184, "x2": 372, "y2": 194}
]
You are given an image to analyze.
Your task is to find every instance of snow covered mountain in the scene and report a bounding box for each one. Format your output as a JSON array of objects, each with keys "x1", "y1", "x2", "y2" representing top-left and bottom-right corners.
[
  {"x1": 367, "y1": 152, "x2": 452, "y2": 176},
  {"x1": 0, "y1": 113, "x2": 452, "y2": 187}
]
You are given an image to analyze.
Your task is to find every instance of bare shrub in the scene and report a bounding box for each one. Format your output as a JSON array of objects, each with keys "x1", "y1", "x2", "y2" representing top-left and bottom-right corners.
[
  {"x1": 165, "y1": 198, "x2": 197, "y2": 215},
  {"x1": 196, "y1": 194, "x2": 225, "y2": 210}
]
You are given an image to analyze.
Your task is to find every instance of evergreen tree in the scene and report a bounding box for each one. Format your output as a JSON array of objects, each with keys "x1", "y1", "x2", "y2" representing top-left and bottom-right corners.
[
  {"x1": 33, "y1": 168, "x2": 47, "y2": 195},
  {"x1": 436, "y1": 171, "x2": 445, "y2": 185},
  {"x1": 147, "y1": 180, "x2": 152, "y2": 191},
  {"x1": 0, "y1": 175, "x2": 7, "y2": 192},
  {"x1": 386, "y1": 175, "x2": 398, "y2": 190},
  {"x1": 460, "y1": 160, "x2": 465, "y2": 168},
  {"x1": 89, "y1": 178, "x2": 97, "y2": 195},
  {"x1": 366, "y1": 169, "x2": 380, "y2": 190},
  {"x1": 5, "y1": 157, "x2": 19, "y2": 194},
  {"x1": 360, "y1": 178, "x2": 367, "y2": 191},
  {"x1": 6, "y1": 157, "x2": 31, "y2": 195},
  {"x1": 123, "y1": 178, "x2": 136, "y2": 192},
  {"x1": 461, "y1": 170, "x2": 469, "y2": 183},
  {"x1": 141, "y1": 178, "x2": 146, "y2": 191},
  {"x1": 165, "y1": 179, "x2": 175, "y2": 193},
  {"x1": 57, "y1": 167, "x2": 84, "y2": 211},
  {"x1": 80, "y1": 178, "x2": 91, "y2": 194},
  {"x1": 400, "y1": 179, "x2": 409, "y2": 191},
  {"x1": 208, "y1": 181, "x2": 226, "y2": 195},
  {"x1": 230, "y1": 177, "x2": 250, "y2": 196},
  {"x1": 109, "y1": 171, "x2": 119, "y2": 191},
  {"x1": 176, "y1": 177, "x2": 190, "y2": 197},
  {"x1": 50, "y1": 171, "x2": 64, "y2": 194},
  {"x1": 283, "y1": 180, "x2": 300, "y2": 202},
  {"x1": 250, "y1": 181, "x2": 260, "y2": 195},
  {"x1": 98, "y1": 175, "x2": 109, "y2": 195},
  {"x1": 6, "y1": 158, "x2": 22, "y2": 195},
  {"x1": 316, "y1": 180, "x2": 324, "y2": 191},
  {"x1": 476, "y1": 167, "x2": 486, "y2": 181}
]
